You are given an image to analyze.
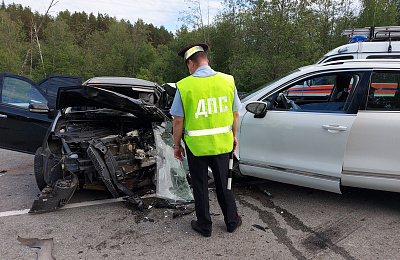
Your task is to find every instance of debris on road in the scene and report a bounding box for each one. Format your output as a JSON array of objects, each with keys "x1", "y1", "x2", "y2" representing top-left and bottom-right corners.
[
  {"x1": 144, "y1": 216, "x2": 155, "y2": 222},
  {"x1": 17, "y1": 236, "x2": 55, "y2": 260},
  {"x1": 172, "y1": 206, "x2": 195, "y2": 219},
  {"x1": 252, "y1": 224, "x2": 268, "y2": 232},
  {"x1": 263, "y1": 190, "x2": 273, "y2": 197}
]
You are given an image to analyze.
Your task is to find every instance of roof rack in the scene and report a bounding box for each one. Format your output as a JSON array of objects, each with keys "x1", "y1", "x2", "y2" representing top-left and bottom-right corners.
[{"x1": 342, "y1": 26, "x2": 400, "y2": 41}]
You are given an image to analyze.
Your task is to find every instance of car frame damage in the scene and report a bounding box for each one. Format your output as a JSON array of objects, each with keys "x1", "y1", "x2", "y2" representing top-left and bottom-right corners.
[{"x1": 30, "y1": 78, "x2": 192, "y2": 213}]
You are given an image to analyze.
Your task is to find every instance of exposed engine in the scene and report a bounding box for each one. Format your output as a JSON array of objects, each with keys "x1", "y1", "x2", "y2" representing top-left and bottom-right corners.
[{"x1": 31, "y1": 110, "x2": 157, "y2": 213}]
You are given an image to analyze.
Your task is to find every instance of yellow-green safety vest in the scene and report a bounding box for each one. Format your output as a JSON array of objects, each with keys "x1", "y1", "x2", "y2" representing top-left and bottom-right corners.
[{"x1": 177, "y1": 72, "x2": 235, "y2": 156}]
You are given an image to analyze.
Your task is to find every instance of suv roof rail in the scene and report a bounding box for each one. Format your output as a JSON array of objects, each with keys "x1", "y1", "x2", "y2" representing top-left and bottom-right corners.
[
  {"x1": 319, "y1": 58, "x2": 400, "y2": 67},
  {"x1": 342, "y1": 26, "x2": 400, "y2": 42}
]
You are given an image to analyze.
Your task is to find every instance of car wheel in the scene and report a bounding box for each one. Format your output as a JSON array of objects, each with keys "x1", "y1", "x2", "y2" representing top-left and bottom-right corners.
[{"x1": 34, "y1": 147, "x2": 47, "y2": 190}]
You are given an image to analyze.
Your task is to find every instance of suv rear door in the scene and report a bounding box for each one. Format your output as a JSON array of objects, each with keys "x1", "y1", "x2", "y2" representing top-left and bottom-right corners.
[{"x1": 342, "y1": 69, "x2": 400, "y2": 191}]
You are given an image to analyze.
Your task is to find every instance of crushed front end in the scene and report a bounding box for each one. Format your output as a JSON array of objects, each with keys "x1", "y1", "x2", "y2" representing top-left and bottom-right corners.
[
  {"x1": 30, "y1": 80, "x2": 193, "y2": 213},
  {"x1": 30, "y1": 109, "x2": 158, "y2": 213}
]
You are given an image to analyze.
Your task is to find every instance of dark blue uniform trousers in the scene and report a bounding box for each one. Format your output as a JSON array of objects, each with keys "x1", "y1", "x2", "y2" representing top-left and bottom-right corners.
[{"x1": 186, "y1": 146, "x2": 240, "y2": 232}]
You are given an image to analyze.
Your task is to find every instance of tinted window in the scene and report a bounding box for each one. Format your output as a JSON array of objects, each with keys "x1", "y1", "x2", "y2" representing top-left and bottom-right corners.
[
  {"x1": 366, "y1": 72, "x2": 400, "y2": 111},
  {"x1": 1, "y1": 77, "x2": 47, "y2": 109},
  {"x1": 366, "y1": 55, "x2": 400, "y2": 60}
]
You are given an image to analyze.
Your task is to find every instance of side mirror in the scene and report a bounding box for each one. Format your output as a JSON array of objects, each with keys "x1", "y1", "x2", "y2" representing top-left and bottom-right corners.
[
  {"x1": 29, "y1": 103, "x2": 50, "y2": 113},
  {"x1": 245, "y1": 101, "x2": 267, "y2": 118}
]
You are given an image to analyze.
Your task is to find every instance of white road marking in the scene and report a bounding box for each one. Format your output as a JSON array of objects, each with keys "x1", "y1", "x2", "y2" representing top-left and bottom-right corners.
[
  {"x1": 63, "y1": 197, "x2": 125, "y2": 209},
  {"x1": 0, "y1": 197, "x2": 124, "y2": 218},
  {"x1": 0, "y1": 193, "x2": 157, "y2": 218},
  {"x1": 0, "y1": 209, "x2": 30, "y2": 217}
]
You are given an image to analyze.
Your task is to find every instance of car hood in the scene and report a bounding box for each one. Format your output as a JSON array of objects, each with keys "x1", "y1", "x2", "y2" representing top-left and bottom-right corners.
[{"x1": 56, "y1": 85, "x2": 169, "y2": 121}]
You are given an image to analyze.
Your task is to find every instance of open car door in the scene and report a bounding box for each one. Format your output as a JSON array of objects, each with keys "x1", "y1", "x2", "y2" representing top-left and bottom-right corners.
[{"x1": 0, "y1": 73, "x2": 82, "y2": 154}]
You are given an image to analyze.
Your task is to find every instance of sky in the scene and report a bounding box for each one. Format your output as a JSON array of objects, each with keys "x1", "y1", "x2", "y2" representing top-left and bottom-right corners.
[{"x1": 5, "y1": 0, "x2": 224, "y2": 32}]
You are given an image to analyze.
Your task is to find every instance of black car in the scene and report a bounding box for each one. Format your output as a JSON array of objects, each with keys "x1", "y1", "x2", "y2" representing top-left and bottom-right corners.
[
  {"x1": 0, "y1": 73, "x2": 82, "y2": 153},
  {"x1": 1, "y1": 76, "x2": 192, "y2": 213}
]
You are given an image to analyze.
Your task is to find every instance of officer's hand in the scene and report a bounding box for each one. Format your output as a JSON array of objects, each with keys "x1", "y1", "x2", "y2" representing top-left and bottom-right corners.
[
  {"x1": 233, "y1": 136, "x2": 238, "y2": 152},
  {"x1": 174, "y1": 147, "x2": 185, "y2": 161}
]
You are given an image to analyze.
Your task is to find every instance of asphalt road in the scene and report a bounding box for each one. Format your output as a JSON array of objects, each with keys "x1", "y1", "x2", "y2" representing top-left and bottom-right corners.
[{"x1": 1, "y1": 148, "x2": 399, "y2": 260}]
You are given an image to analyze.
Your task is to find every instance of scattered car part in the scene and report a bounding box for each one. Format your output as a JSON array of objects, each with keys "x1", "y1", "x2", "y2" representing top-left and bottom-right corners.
[
  {"x1": 30, "y1": 174, "x2": 78, "y2": 213},
  {"x1": 252, "y1": 224, "x2": 268, "y2": 232},
  {"x1": 154, "y1": 122, "x2": 194, "y2": 202},
  {"x1": 17, "y1": 236, "x2": 55, "y2": 260}
]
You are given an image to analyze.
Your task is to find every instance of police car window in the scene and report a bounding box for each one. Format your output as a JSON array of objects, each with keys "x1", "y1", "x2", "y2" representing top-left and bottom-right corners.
[
  {"x1": 1, "y1": 77, "x2": 47, "y2": 109},
  {"x1": 366, "y1": 72, "x2": 400, "y2": 111},
  {"x1": 263, "y1": 73, "x2": 357, "y2": 113},
  {"x1": 366, "y1": 55, "x2": 400, "y2": 59}
]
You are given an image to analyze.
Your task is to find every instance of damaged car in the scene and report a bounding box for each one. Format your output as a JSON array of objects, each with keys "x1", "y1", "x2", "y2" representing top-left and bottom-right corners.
[{"x1": 1, "y1": 76, "x2": 193, "y2": 213}]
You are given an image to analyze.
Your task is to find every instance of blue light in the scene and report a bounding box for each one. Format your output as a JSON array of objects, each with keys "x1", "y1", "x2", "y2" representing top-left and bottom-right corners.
[{"x1": 350, "y1": 35, "x2": 368, "y2": 43}]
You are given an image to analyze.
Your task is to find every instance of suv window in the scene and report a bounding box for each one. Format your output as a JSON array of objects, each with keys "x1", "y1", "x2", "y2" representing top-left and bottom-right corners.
[
  {"x1": 323, "y1": 55, "x2": 354, "y2": 63},
  {"x1": 1, "y1": 77, "x2": 47, "y2": 109},
  {"x1": 366, "y1": 72, "x2": 400, "y2": 110},
  {"x1": 263, "y1": 72, "x2": 358, "y2": 113},
  {"x1": 366, "y1": 55, "x2": 400, "y2": 59}
]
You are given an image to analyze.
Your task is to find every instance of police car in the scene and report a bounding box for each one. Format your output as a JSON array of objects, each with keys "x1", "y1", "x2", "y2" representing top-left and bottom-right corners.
[{"x1": 318, "y1": 26, "x2": 400, "y2": 63}]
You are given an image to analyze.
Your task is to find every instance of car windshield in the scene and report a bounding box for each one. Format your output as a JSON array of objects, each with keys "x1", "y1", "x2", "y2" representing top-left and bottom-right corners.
[{"x1": 240, "y1": 69, "x2": 301, "y2": 103}]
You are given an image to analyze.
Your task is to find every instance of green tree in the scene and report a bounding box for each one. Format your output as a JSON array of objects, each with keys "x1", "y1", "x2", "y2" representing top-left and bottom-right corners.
[
  {"x1": 146, "y1": 24, "x2": 173, "y2": 47},
  {"x1": 0, "y1": 9, "x2": 23, "y2": 73},
  {"x1": 0, "y1": 0, "x2": 374, "y2": 92},
  {"x1": 41, "y1": 19, "x2": 83, "y2": 76},
  {"x1": 84, "y1": 19, "x2": 133, "y2": 78},
  {"x1": 358, "y1": 0, "x2": 398, "y2": 27}
]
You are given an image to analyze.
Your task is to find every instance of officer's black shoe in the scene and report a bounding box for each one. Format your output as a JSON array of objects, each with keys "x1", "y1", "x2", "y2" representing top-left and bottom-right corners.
[
  {"x1": 191, "y1": 220, "x2": 211, "y2": 237},
  {"x1": 227, "y1": 218, "x2": 242, "y2": 233}
]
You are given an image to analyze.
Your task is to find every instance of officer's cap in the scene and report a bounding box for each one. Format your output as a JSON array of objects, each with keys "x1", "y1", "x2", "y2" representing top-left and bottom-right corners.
[{"x1": 178, "y1": 43, "x2": 209, "y2": 62}]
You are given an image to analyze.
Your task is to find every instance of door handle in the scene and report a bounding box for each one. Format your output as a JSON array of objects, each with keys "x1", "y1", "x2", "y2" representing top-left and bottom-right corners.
[
  {"x1": 0, "y1": 114, "x2": 7, "y2": 118},
  {"x1": 322, "y1": 125, "x2": 347, "y2": 133}
]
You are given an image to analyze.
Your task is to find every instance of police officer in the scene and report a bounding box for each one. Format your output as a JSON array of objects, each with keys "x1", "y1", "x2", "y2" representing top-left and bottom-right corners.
[{"x1": 170, "y1": 43, "x2": 242, "y2": 237}]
